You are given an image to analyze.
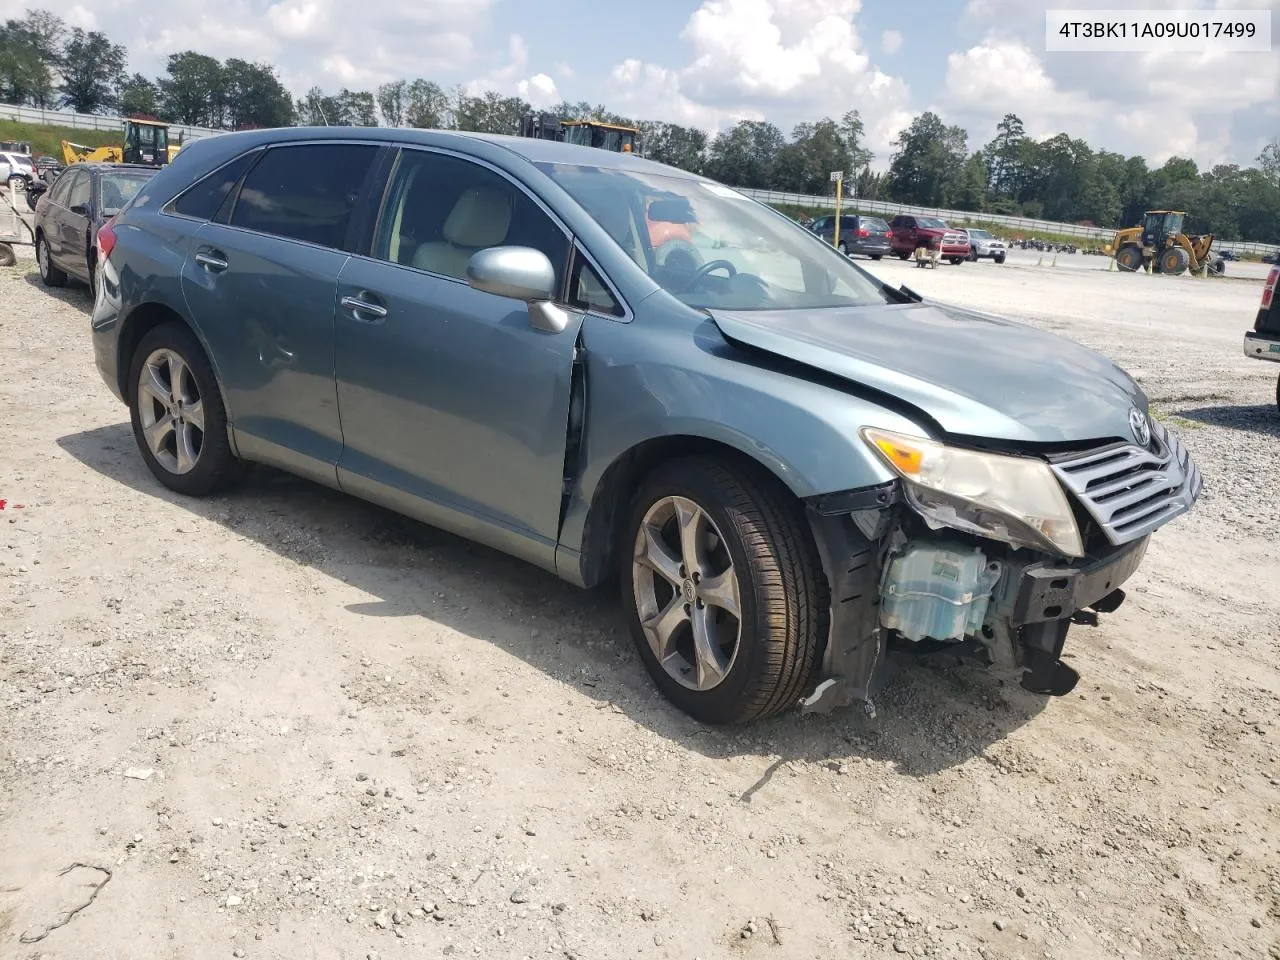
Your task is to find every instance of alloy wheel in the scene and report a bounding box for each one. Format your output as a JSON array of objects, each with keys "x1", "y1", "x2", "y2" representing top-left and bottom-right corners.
[
  {"x1": 136, "y1": 348, "x2": 205, "y2": 475},
  {"x1": 631, "y1": 495, "x2": 743, "y2": 691}
]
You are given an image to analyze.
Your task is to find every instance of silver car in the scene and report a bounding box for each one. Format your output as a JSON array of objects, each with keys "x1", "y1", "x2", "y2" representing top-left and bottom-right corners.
[
  {"x1": 90, "y1": 128, "x2": 1201, "y2": 723},
  {"x1": 963, "y1": 228, "x2": 1007, "y2": 263}
]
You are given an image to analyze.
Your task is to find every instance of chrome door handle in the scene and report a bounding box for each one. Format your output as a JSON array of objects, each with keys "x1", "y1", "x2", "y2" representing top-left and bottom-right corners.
[
  {"x1": 194, "y1": 251, "x2": 228, "y2": 271},
  {"x1": 341, "y1": 295, "x2": 388, "y2": 321}
]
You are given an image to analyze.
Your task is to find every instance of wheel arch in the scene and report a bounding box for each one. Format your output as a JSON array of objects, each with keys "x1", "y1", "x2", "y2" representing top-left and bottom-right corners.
[
  {"x1": 117, "y1": 300, "x2": 239, "y2": 456},
  {"x1": 572, "y1": 433, "x2": 810, "y2": 590}
]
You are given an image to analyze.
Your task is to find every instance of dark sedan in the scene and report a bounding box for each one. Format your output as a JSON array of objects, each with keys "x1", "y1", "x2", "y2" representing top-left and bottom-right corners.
[
  {"x1": 810, "y1": 213, "x2": 892, "y2": 259},
  {"x1": 35, "y1": 162, "x2": 157, "y2": 295}
]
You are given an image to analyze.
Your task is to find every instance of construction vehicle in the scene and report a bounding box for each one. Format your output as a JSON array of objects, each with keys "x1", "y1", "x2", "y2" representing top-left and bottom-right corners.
[
  {"x1": 517, "y1": 113, "x2": 640, "y2": 154},
  {"x1": 61, "y1": 117, "x2": 176, "y2": 169},
  {"x1": 1112, "y1": 210, "x2": 1224, "y2": 276}
]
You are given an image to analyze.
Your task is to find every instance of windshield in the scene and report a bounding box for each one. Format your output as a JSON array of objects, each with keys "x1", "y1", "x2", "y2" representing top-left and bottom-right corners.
[
  {"x1": 100, "y1": 172, "x2": 153, "y2": 214},
  {"x1": 538, "y1": 162, "x2": 888, "y2": 311},
  {"x1": 863, "y1": 217, "x2": 889, "y2": 231},
  {"x1": 917, "y1": 217, "x2": 948, "y2": 228}
]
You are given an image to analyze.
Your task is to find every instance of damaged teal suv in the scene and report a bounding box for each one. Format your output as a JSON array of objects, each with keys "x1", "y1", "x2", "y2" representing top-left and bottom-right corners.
[{"x1": 90, "y1": 128, "x2": 1202, "y2": 723}]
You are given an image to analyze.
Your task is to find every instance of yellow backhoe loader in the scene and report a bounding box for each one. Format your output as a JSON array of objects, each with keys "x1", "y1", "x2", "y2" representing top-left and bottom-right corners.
[
  {"x1": 1112, "y1": 210, "x2": 1224, "y2": 276},
  {"x1": 60, "y1": 118, "x2": 177, "y2": 168}
]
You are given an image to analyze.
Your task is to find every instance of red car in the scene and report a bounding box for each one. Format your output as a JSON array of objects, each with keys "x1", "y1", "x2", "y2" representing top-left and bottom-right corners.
[{"x1": 889, "y1": 214, "x2": 971, "y2": 264}]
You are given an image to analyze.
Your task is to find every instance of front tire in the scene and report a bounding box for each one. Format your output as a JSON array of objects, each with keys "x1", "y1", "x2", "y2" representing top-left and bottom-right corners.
[
  {"x1": 621, "y1": 456, "x2": 828, "y2": 725},
  {"x1": 36, "y1": 233, "x2": 67, "y2": 287},
  {"x1": 948, "y1": 257, "x2": 963, "y2": 265},
  {"x1": 994, "y1": 253, "x2": 1006, "y2": 264},
  {"x1": 127, "y1": 322, "x2": 241, "y2": 497},
  {"x1": 870, "y1": 254, "x2": 882, "y2": 261},
  {"x1": 1115, "y1": 245, "x2": 1143, "y2": 272}
]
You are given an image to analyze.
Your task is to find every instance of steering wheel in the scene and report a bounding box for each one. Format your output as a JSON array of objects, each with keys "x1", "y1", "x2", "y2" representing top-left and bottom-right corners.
[{"x1": 684, "y1": 258, "x2": 737, "y2": 289}]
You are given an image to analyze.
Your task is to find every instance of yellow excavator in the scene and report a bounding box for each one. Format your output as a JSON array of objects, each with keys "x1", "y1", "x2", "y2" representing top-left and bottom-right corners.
[
  {"x1": 1112, "y1": 210, "x2": 1224, "y2": 276},
  {"x1": 61, "y1": 117, "x2": 180, "y2": 168}
]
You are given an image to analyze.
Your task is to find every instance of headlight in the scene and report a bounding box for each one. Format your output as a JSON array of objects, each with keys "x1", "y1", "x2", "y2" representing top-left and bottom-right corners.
[{"x1": 861, "y1": 428, "x2": 1084, "y2": 558}]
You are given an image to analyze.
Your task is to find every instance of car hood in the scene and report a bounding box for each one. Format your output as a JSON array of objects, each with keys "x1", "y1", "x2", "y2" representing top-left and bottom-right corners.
[{"x1": 709, "y1": 301, "x2": 1147, "y2": 445}]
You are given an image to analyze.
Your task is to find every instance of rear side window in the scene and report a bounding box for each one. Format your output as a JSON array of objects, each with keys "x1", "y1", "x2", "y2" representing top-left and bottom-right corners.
[
  {"x1": 230, "y1": 143, "x2": 379, "y2": 249},
  {"x1": 173, "y1": 151, "x2": 258, "y2": 221}
]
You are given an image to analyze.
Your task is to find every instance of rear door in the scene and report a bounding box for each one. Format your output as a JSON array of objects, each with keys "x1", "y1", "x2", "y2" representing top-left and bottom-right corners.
[
  {"x1": 332, "y1": 146, "x2": 581, "y2": 566},
  {"x1": 179, "y1": 141, "x2": 384, "y2": 485}
]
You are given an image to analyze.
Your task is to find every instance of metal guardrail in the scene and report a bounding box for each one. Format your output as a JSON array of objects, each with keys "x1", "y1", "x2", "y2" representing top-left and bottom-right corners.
[
  {"x1": 0, "y1": 102, "x2": 222, "y2": 143},
  {"x1": 737, "y1": 187, "x2": 1280, "y2": 256}
]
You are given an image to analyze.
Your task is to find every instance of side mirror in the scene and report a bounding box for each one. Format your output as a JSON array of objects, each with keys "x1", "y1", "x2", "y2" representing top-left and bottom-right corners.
[{"x1": 466, "y1": 246, "x2": 570, "y2": 333}]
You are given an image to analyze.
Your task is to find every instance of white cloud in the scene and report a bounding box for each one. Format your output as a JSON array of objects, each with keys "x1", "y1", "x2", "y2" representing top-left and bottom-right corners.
[
  {"x1": 881, "y1": 29, "x2": 902, "y2": 55},
  {"x1": 517, "y1": 73, "x2": 560, "y2": 108},
  {"x1": 0, "y1": 0, "x2": 494, "y2": 96},
  {"x1": 940, "y1": 2, "x2": 1280, "y2": 169},
  {"x1": 605, "y1": 0, "x2": 913, "y2": 158}
]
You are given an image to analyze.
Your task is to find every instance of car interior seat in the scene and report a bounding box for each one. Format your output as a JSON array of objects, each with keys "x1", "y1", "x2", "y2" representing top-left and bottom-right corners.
[{"x1": 412, "y1": 186, "x2": 513, "y2": 279}]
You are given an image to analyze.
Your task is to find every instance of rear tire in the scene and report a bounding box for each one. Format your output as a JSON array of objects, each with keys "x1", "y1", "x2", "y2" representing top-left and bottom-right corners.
[
  {"x1": 838, "y1": 242, "x2": 848, "y2": 255},
  {"x1": 870, "y1": 254, "x2": 882, "y2": 261},
  {"x1": 36, "y1": 233, "x2": 67, "y2": 287},
  {"x1": 896, "y1": 250, "x2": 911, "y2": 260},
  {"x1": 127, "y1": 322, "x2": 242, "y2": 497},
  {"x1": 948, "y1": 257, "x2": 963, "y2": 265},
  {"x1": 621, "y1": 456, "x2": 828, "y2": 725}
]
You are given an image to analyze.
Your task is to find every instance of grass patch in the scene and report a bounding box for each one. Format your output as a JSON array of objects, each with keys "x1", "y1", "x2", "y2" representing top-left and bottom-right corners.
[{"x1": 0, "y1": 118, "x2": 123, "y2": 160}]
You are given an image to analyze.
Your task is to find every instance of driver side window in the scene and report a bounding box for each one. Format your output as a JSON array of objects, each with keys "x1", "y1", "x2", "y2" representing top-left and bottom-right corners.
[{"x1": 374, "y1": 149, "x2": 569, "y2": 286}]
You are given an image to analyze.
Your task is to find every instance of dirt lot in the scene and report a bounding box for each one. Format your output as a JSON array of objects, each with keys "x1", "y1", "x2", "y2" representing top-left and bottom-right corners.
[{"x1": 1, "y1": 244, "x2": 1278, "y2": 960}]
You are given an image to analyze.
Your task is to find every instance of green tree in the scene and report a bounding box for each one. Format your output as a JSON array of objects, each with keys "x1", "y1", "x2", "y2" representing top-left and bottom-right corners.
[
  {"x1": 377, "y1": 79, "x2": 406, "y2": 127},
  {"x1": 705, "y1": 120, "x2": 785, "y2": 189},
  {"x1": 159, "y1": 52, "x2": 225, "y2": 127},
  {"x1": 636, "y1": 121, "x2": 707, "y2": 172},
  {"x1": 455, "y1": 90, "x2": 529, "y2": 134},
  {"x1": 405, "y1": 79, "x2": 449, "y2": 128},
  {"x1": 1257, "y1": 139, "x2": 1280, "y2": 189},
  {"x1": 58, "y1": 28, "x2": 125, "y2": 114},
  {"x1": 953, "y1": 152, "x2": 989, "y2": 212},
  {"x1": 336, "y1": 89, "x2": 378, "y2": 126},
  {"x1": 0, "y1": 9, "x2": 62, "y2": 107},
  {"x1": 838, "y1": 110, "x2": 873, "y2": 170},
  {"x1": 222, "y1": 59, "x2": 293, "y2": 129},
  {"x1": 118, "y1": 73, "x2": 159, "y2": 117},
  {"x1": 776, "y1": 118, "x2": 855, "y2": 194},
  {"x1": 887, "y1": 111, "x2": 968, "y2": 207},
  {"x1": 981, "y1": 113, "x2": 1027, "y2": 200}
]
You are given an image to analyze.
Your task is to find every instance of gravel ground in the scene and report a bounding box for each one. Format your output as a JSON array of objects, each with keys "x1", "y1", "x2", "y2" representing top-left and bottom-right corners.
[{"x1": 1, "y1": 245, "x2": 1278, "y2": 960}]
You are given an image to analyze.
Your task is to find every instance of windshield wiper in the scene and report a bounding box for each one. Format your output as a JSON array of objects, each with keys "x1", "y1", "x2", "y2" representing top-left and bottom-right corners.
[{"x1": 881, "y1": 282, "x2": 923, "y2": 304}]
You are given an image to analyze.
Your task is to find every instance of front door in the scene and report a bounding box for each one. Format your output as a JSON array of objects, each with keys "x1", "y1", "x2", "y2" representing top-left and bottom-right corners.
[
  {"x1": 179, "y1": 141, "x2": 383, "y2": 485},
  {"x1": 333, "y1": 147, "x2": 581, "y2": 566},
  {"x1": 58, "y1": 169, "x2": 92, "y2": 278}
]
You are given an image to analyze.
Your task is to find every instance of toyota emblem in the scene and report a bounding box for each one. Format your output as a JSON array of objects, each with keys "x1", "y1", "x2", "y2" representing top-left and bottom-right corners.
[{"x1": 1129, "y1": 407, "x2": 1151, "y2": 446}]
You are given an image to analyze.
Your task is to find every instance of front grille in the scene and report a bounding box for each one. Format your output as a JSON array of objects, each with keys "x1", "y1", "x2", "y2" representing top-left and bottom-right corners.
[{"x1": 1048, "y1": 421, "x2": 1202, "y2": 547}]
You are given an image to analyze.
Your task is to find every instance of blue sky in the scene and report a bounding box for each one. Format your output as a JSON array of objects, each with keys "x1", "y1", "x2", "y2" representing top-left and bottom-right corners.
[{"x1": 10, "y1": 0, "x2": 1278, "y2": 170}]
